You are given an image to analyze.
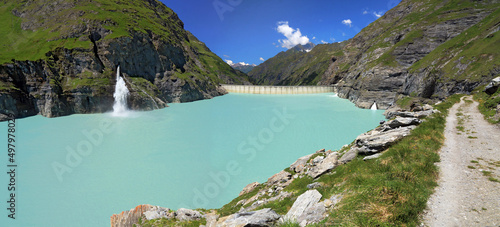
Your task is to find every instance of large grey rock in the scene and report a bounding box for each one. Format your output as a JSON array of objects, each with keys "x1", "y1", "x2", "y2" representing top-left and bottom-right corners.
[
  {"x1": 311, "y1": 155, "x2": 325, "y2": 164},
  {"x1": 289, "y1": 154, "x2": 314, "y2": 173},
  {"x1": 363, "y1": 153, "x2": 383, "y2": 161},
  {"x1": 339, "y1": 148, "x2": 358, "y2": 164},
  {"x1": 281, "y1": 190, "x2": 326, "y2": 227},
  {"x1": 144, "y1": 206, "x2": 173, "y2": 221},
  {"x1": 204, "y1": 212, "x2": 219, "y2": 227},
  {"x1": 387, "y1": 117, "x2": 421, "y2": 128},
  {"x1": 391, "y1": 110, "x2": 435, "y2": 119},
  {"x1": 484, "y1": 76, "x2": 500, "y2": 95},
  {"x1": 355, "y1": 126, "x2": 416, "y2": 154},
  {"x1": 307, "y1": 153, "x2": 339, "y2": 178},
  {"x1": 219, "y1": 208, "x2": 281, "y2": 227},
  {"x1": 175, "y1": 208, "x2": 202, "y2": 222},
  {"x1": 267, "y1": 170, "x2": 292, "y2": 186},
  {"x1": 239, "y1": 182, "x2": 260, "y2": 196}
]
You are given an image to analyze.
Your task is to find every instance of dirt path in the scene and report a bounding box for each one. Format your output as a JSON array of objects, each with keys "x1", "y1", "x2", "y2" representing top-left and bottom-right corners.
[{"x1": 422, "y1": 96, "x2": 500, "y2": 226}]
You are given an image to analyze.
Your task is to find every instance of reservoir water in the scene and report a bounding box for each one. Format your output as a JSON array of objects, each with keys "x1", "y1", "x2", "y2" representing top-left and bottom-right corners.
[{"x1": 0, "y1": 93, "x2": 384, "y2": 226}]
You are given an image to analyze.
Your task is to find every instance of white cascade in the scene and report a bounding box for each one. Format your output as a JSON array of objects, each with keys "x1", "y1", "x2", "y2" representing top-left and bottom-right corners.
[
  {"x1": 370, "y1": 102, "x2": 377, "y2": 110},
  {"x1": 112, "y1": 66, "x2": 130, "y2": 115}
]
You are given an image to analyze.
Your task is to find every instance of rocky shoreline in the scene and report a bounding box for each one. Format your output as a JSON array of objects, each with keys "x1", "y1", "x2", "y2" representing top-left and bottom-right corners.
[{"x1": 110, "y1": 104, "x2": 438, "y2": 227}]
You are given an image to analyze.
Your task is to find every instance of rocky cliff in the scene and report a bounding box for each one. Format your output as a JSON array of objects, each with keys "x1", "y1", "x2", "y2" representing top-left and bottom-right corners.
[
  {"x1": 250, "y1": 0, "x2": 500, "y2": 109},
  {"x1": 0, "y1": 0, "x2": 250, "y2": 120}
]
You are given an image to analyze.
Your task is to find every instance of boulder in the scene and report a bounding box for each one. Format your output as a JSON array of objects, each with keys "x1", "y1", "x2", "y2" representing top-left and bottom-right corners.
[
  {"x1": 311, "y1": 155, "x2": 325, "y2": 164},
  {"x1": 339, "y1": 148, "x2": 358, "y2": 164},
  {"x1": 307, "y1": 153, "x2": 339, "y2": 179},
  {"x1": 363, "y1": 153, "x2": 383, "y2": 161},
  {"x1": 281, "y1": 190, "x2": 326, "y2": 227},
  {"x1": 239, "y1": 182, "x2": 260, "y2": 196},
  {"x1": 484, "y1": 76, "x2": 500, "y2": 95},
  {"x1": 355, "y1": 126, "x2": 416, "y2": 154},
  {"x1": 144, "y1": 207, "x2": 173, "y2": 221},
  {"x1": 219, "y1": 208, "x2": 281, "y2": 227},
  {"x1": 422, "y1": 104, "x2": 434, "y2": 111},
  {"x1": 203, "y1": 212, "x2": 219, "y2": 227},
  {"x1": 387, "y1": 117, "x2": 421, "y2": 128},
  {"x1": 392, "y1": 110, "x2": 434, "y2": 119},
  {"x1": 175, "y1": 208, "x2": 202, "y2": 222},
  {"x1": 289, "y1": 154, "x2": 314, "y2": 173},
  {"x1": 267, "y1": 170, "x2": 292, "y2": 186}
]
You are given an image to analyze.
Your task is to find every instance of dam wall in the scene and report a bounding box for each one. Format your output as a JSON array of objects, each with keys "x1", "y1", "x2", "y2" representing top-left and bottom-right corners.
[{"x1": 221, "y1": 84, "x2": 335, "y2": 94}]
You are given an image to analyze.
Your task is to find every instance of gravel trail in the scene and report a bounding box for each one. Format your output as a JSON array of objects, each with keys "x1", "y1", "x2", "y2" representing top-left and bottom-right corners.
[{"x1": 422, "y1": 96, "x2": 500, "y2": 226}]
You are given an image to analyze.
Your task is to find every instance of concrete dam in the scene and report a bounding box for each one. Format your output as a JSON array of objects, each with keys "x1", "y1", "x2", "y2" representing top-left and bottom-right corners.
[{"x1": 221, "y1": 84, "x2": 335, "y2": 94}]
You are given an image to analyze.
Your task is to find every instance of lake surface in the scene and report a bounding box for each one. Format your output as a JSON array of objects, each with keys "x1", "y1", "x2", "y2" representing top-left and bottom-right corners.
[{"x1": 0, "y1": 93, "x2": 384, "y2": 227}]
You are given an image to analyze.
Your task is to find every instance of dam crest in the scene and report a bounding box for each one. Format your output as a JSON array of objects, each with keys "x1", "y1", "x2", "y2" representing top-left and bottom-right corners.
[{"x1": 221, "y1": 84, "x2": 335, "y2": 94}]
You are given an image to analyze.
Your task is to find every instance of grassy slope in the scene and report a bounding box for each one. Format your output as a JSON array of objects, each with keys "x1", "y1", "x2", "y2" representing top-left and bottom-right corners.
[
  {"x1": 248, "y1": 43, "x2": 343, "y2": 85},
  {"x1": 474, "y1": 87, "x2": 500, "y2": 124},
  {"x1": 218, "y1": 95, "x2": 463, "y2": 226},
  {"x1": 0, "y1": 0, "x2": 182, "y2": 63},
  {"x1": 410, "y1": 7, "x2": 500, "y2": 83}
]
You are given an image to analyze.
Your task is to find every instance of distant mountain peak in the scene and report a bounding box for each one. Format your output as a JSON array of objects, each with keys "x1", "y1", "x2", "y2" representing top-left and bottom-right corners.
[
  {"x1": 226, "y1": 60, "x2": 256, "y2": 74},
  {"x1": 292, "y1": 42, "x2": 316, "y2": 53}
]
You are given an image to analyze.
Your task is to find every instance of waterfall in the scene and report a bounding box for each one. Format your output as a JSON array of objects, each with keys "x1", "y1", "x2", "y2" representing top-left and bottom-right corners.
[
  {"x1": 112, "y1": 66, "x2": 130, "y2": 116},
  {"x1": 370, "y1": 102, "x2": 377, "y2": 110}
]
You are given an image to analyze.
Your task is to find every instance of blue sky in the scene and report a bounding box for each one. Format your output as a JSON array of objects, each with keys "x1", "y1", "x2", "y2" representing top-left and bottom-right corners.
[{"x1": 162, "y1": 0, "x2": 401, "y2": 65}]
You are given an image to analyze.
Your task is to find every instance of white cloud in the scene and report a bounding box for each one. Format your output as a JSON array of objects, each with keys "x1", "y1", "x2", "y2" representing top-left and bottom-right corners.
[
  {"x1": 363, "y1": 10, "x2": 368, "y2": 14},
  {"x1": 276, "y1": 21, "x2": 310, "y2": 49},
  {"x1": 373, "y1": 11, "x2": 383, "y2": 18},
  {"x1": 223, "y1": 54, "x2": 230, "y2": 58},
  {"x1": 342, "y1": 32, "x2": 346, "y2": 36},
  {"x1": 225, "y1": 59, "x2": 233, "y2": 65},
  {"x1": 330, "y1": 37, "x2": 336, "y2": 42},
  {"x1": 321, "y1": 40, "x2": 328, "y2": 44},
  {"x1": 259, "y1": 57, "x2": 265, "y2": 61},
  {"x1": 312, "y1": 36, "x2": 316, "y2": 40},
  {"x1": 342, "y1": 19, "x2": 352, "y2": 27}
]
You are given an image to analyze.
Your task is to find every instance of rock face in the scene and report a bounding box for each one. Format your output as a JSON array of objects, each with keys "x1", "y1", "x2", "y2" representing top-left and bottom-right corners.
[
  {"x1": 281, "y1": 190, "x2": 326, "y2": 227},
  {"x1": 218, "y1": 208, "x2": 281, "y2": 227},
  {"x1": 0, "y1": 0, "x2": 249, "y2": 120}
]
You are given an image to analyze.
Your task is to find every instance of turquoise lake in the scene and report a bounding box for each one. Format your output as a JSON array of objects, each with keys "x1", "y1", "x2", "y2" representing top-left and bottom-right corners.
[{"x1": 0, "y1": 93, "x2": 384, "y2": 226}]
